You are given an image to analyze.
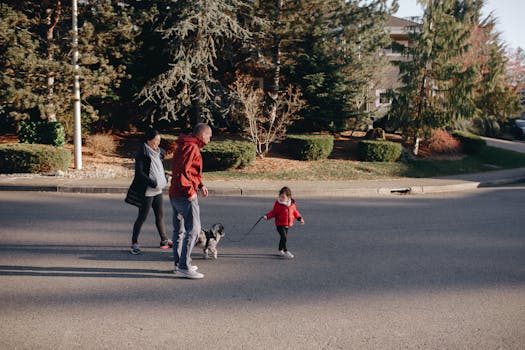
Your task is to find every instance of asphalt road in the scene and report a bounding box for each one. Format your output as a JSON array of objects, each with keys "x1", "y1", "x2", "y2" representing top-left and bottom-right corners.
[{"x1": 1, "y1": 188, "x2": 524, "y2": 349}]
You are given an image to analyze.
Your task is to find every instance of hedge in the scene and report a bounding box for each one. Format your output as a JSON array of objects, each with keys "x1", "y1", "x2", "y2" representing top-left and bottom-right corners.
[
  {"x1": 357, "y1": 140, "x2": 402, "y2": 162},
  {"x1": 0, "y1": 143, "x2": 71, "y2": 173},
  {"x1": 451, "y1": 131, "x2": 486, "y2": 154},
  {"x1": 201, "y1": 140, "x2": 256, "y2": 171},
  {"x1": 285, "y1": 134, "x2": 334, "y2": 161},
  {"x1": 18, "y1": 121, "x2": 66, "y2": 147}
]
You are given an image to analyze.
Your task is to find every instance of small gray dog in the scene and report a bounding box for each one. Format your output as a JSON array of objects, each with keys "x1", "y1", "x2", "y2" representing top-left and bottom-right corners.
[{"x1": 195, "y1": 223, "x2": 225, "y2": 259}]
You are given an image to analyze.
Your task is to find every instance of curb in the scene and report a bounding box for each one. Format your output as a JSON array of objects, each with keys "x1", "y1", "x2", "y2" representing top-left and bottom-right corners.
[{"x1": 1, "y1": 176, "x2": 523, "y2": 197}]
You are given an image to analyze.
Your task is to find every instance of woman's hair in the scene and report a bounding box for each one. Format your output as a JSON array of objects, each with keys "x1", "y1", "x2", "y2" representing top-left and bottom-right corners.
[
  {"x1": 144, "y1": 128, "x2": 159, "y2": 142},
  {"x1": 279, "y1": 186, "x2": 292, "y2": 197}
]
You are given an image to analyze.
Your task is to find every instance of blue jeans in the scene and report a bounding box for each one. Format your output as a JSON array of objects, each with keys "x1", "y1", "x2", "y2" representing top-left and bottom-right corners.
[{"x1": 170, "y1": 197, "x2": 201, "y2": 270}]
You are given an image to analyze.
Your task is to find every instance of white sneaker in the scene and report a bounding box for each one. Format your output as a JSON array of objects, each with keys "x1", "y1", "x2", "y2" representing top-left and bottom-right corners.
[
  {"x1": 284, "y1": 251, "x2": 294, "y2": 259},
  {"x1": 173, "y1": 265, "x2": 198, "y2": 273},
  {"x1": 178, "y1": 268, "x2": 204, "y2": 279},
  {"x1": 279, "y1": 250, "x2": 286, "y2": 257}
]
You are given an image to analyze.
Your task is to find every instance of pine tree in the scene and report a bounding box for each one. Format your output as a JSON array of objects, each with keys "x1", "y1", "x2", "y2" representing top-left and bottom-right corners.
[
  {"x1": 138, "y1": 0, "x2": 252, "y2": 129},
  {"x1": 390, "y1": 0, "x2": 480, "y2": 154},
  {"x1": 0, "y1": 1, "x2": 140, "y2": 136},
  {"x1": 0, "y1": 4, "x2": 41, "y2": 126},
  {"x1": 337, "y1": 0, "x2": 395, "y2": 132},
  {"x1": 258, "y1": 0, "x2": 394, "y2": 133},
  {"x1": 281, "y1": 0, "x2": 346, "y2": 132},
  {"x1": 467, "y1": 15, "x2": 521, "y2": 123}
]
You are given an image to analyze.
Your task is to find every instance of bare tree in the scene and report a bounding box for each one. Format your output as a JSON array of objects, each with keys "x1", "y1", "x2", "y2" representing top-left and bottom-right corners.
[{"x1": 230, "y1": 74, "x2": 304, "y2": 157}]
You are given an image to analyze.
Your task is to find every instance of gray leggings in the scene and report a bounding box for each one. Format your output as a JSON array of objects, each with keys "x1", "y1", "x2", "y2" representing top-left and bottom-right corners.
[{"x1": 132, "y1": 194, "x2": 168, "y2": 244}]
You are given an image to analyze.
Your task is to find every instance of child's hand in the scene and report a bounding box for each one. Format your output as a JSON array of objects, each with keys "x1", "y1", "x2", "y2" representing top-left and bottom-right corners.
[
  {"x1": 300, "y1": 218, "x2": 305, "y2": 225},
  {"x1": 263, "y1": 215, "x2": 268, "y2": 220}
]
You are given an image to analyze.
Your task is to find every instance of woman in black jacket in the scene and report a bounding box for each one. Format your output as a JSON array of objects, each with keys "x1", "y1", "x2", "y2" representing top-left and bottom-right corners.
[{"x1": 125, "y1": 128, "x2": 171, "y2": 255}]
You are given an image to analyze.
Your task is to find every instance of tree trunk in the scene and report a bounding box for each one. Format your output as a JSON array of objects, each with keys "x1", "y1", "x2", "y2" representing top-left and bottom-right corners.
[
  {"x1": 268, "y1": 0, "x2": 283, "y2": 124},
  {"x1": 412, "y1": 136, "x2": 420, "y2": 156},
  {"x1": 44, "y1": 1, "x2": 61, "y2": 122}
]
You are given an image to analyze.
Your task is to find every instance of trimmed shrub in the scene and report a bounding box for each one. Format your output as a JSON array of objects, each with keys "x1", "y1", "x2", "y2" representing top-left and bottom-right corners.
[
  {"x1": 18, "y1": 121, "x2": 66, "y2": 147},
  {"x1": 421, "y1": 129, "x2": 461, "y2": 155},
  {"x1": 0, "y1": 143, "x2": 71, "y2": 173},
  {"x1": 201, "y1": 140, "x2": 256, "y2": 171},
  {"x1": 285, "y1": 134, "x2": 334, "y2": 161},
  {"x1": 451, "y1": 131, "x2": 486, "y2": 154},
  {"x1": 357, "y1": 140, "x2": 402, "y2": 162}
]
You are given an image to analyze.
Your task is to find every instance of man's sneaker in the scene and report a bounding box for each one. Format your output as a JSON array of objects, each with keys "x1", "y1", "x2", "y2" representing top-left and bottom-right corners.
[
  {"x1": 173, "y1": 265, "x2": 198, "y2": 273},
  {"x1": 279, "y1": 250, "x2": 286, "y2": 257},
  {"x1": 160, "y1": 240, "x2": 173, "y2": 249},
  {"x1": 177, "y1": 268, "x2": 204, "y2": 279},
  {"x1": 284, "y1": 251, "x2": 294, "y2": 259},
  {"x1": 130, "y1": 243, "x2": 141, "y2": 255}
]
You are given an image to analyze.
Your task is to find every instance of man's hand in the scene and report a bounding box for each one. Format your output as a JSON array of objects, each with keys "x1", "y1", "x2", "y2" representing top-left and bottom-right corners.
[{"x1": 201, "y1": 185, "x2": 209, "y2": 197}]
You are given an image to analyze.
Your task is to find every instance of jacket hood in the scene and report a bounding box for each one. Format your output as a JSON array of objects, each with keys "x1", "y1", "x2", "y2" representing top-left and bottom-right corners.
[{"x1": 177, "y1": 134, "x2": 206, "y2": 148}]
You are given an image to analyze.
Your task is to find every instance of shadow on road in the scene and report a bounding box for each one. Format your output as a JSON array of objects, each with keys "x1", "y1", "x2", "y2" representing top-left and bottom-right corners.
[{"x1": 0, "y1": 264, "x2": 174, "y2": 279}]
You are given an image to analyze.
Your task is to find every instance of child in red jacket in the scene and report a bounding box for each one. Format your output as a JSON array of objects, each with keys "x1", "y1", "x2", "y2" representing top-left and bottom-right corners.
[{"x1": 264, "y1": 186, "x2": 305, "y2": 259}]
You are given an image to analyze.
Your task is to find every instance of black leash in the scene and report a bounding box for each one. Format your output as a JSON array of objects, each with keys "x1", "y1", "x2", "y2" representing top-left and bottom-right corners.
[{"x1": 225, "y1": 216, "x2": 264, "y2": 243}]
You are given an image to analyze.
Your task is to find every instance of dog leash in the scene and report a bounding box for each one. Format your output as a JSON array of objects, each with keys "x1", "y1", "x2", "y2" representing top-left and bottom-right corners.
[{"x1": 225, "y1": 216, "x2": 264, "y2": 243}]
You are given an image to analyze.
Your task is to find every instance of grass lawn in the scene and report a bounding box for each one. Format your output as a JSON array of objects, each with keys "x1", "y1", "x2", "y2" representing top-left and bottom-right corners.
[{"x1": 204, "y1": 146, "x2": 525, "y2": 181}]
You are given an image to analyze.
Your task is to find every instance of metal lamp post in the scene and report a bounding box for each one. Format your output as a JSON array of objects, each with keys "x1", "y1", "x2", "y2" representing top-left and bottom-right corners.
[{"x1": 72, "y1": 0, "x2": 82, "y2": 169}]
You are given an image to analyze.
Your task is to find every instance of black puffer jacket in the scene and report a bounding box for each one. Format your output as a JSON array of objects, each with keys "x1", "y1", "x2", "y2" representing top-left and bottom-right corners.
[{"x1": 125, "y1": 143, "x2": 166, "y2": 207}]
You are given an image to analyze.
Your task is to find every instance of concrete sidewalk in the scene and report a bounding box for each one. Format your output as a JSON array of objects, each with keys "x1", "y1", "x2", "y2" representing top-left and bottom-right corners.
[
  {"x1": 1, "y1": 167, "x2": 524, "y2": 197},
  {"x1": 2, "y1": 136, "x2": 525, "y2": 197}
]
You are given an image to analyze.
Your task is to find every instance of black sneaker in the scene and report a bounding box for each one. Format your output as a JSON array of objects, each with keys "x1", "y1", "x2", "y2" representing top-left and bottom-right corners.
[
  {"x1": 130, "y1": 243, "x2": 141, "y2": 255},
  {"x1": 160, "y1": 240, "x2": 173, "y2": 249}
]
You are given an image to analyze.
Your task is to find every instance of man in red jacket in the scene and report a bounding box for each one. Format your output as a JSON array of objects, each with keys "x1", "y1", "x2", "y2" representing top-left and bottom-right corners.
[{"x1": 170, "y1": 123, "x2": 212, "y2": 279}]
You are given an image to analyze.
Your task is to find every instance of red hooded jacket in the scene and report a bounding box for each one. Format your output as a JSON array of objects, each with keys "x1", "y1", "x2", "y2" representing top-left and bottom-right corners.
[
  {"x1": 169, "y1": 134, "x2": 206, "y2": 199},
  {"x1": 265, "y1": 199, "x2": 302, "y2": 227}
]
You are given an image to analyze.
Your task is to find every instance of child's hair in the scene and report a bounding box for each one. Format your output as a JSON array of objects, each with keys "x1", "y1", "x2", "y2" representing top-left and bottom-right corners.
[{"x1": 279, "y1": 186, "x2": 292, "y2": 198}]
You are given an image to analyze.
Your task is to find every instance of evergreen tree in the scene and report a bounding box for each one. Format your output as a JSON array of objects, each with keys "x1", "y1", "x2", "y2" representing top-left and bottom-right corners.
[
  {"x1": 390, "y1": 0, "x2": 480, "y2": 154},
  {"x1": 336, "y1": 0, "x2": 395, "y2": 132},
  {"x1": 468, "y1": 15, "x2": 521, "y2": 123},
  {"x1": 281, "y1": 0, "x2": 346, "y2": 132},
  {"x1": 257, "y1": 0, "x2": 395, "y2": 133},
  {"x1": 138, "y1": 0, "x2": 252, "y2": 129},
  {"x1": 0, "y1": 1, "x2": 140, "y2": 136},
  {"x1": 0, "y1": 4, "x2": 41, "y2": 127}
]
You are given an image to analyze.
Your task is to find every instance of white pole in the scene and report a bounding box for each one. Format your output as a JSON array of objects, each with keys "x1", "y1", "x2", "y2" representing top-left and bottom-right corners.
[{"x1": 72, "y1": 0, "x2": 82, "y2": 169}]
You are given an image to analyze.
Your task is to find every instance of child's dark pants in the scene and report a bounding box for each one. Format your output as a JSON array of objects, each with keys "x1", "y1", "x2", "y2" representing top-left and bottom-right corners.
[{"x1": 277, "y1": 226, "x2": 289, "y2": 251}]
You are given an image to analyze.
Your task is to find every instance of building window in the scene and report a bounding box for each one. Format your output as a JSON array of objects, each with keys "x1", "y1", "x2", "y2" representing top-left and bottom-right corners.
[{"x1": 379, "y1": 92, "x2": 391, "y2": 105}]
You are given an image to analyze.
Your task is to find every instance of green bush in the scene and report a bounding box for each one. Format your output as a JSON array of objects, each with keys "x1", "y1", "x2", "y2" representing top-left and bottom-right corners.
[
  {"x1": 0, "y1": 143, "x2": 71, "y2": 173},
  {"x1": 17, "y1": 121, "x2": 38, "y2": 144},
  {"x1": 17, "y1": 121, "x2": 66, "y2": 147},
  {"x1": 202, "y1": 140, "x2": 256, "y2": 171},
  {"x1": 357, "y1": 140, "x2": 402, "y2": 162},
  {"x1": 451, "y1": 131, "x2": 486, "y2": 154},
  {"x1": 285, "y1": 134, "x2": 334, "y2": 161}
]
